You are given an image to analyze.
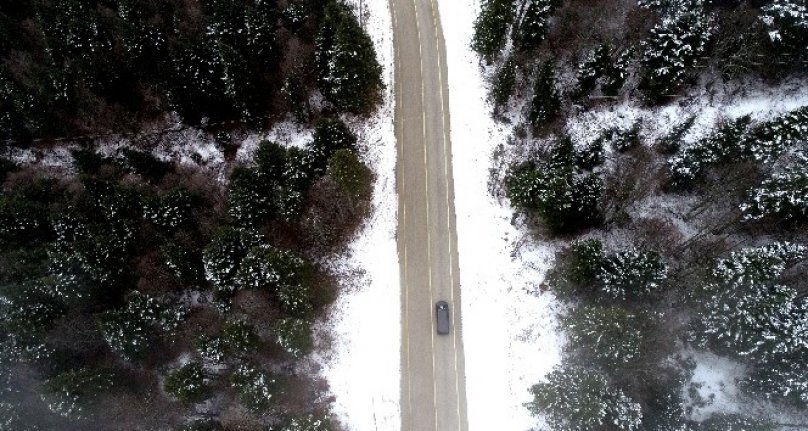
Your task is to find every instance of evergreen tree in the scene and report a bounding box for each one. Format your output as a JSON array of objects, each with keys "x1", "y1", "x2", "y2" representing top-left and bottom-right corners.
[
  {"x1": 563, "y1": 305, "x2": 646, "y2": 369},
  {"x1": 164, "y1": 362, "x2": 208, "y2": 403},
  {"x1": 527, "y1": 365, "x2": 643, "y2": 431},
  {"x1": 741, "y1": 158, "x2": 808, "y2": 222},
  {"x1": 514, "y1": 0, "x2": 559, "y2": 51},
  {"x1": 202, "y1": 227, "x2": 262, "y2": 292},
  {"x1": 315, "y1": 0, "x2": 383, "y2": 113},
  {"x1": 492, "y1": 56, "x2": 517, "y2": 108},
  {"x1": 598, "y1": 249, "x2": 668, "y2": 300},
  {"x1": 639, "y1": 4, "x2": 714, "y2": 103},
  {"x1": 309, "y1": 118, "x2": 358, "y2": 176},
  {"x1": 234, "y1": 244, "x2": 308, "y2": 293},
  {"x1": 742, "y1": 358, "x2": 808, "y2": 407},
  {"x1": 273, "y1": 318, "x2": 314, "y2": 358},
  {"x1": 760, "y1": 0, "x2": 808, "y2": 57},
  {"x1": 574, "y1": 43, "x2": 612, "y2": 99},
  {"x1": 471, "y1": 0, "x2": 515, "y2": 63},
  {"x1": 327, "y1": 149, "x2": 373, "y2": 199},
  {"x1": 505, "y1": 137, "x2": 601, "y2": 234},
  {"x1": 230, "y1": 363, "x2": 283, "y2": 412},
  {"x1": 694, "y1": 243, "x2": 808, "y2": 361},
  {"x1": 41, "y1": 368, "x2": 113, "y2": 419},
  {"x1": 100, "y1": 291, "x2": 188, "y2": 362},
  {"x1": 274, "y1": 414, "x2": 334, "y2": 431},
  {"x1": 528, "y1": 60, "x2": 561, "y2": 130}
]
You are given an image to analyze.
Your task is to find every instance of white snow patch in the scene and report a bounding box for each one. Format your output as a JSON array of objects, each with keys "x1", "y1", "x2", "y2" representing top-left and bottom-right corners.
[
  {"x1": 237, "y1": 121, "x2": 313, "y2": 163},
  {"x1": 683, "y1": 350, "x2": 748, "y2": 421},
  {"x1": 437, "y1": 0, "x2": 563, "y2": 430},
  {"x1": 312, "y1": 0, "x2": 401, "y2": 430}
]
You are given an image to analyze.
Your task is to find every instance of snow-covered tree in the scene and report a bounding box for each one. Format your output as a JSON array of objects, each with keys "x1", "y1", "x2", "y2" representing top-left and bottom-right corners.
[
  {"x1": 202, "y1": 227, "x2": 262, "y2": 292},
  {"x1": 575, "y1": 137, "x2": 605, "y2": 171},
  {"x1": 144, "y1": 188, "x2": 195, "y2": 231},
  {"x1": 696, "y1": 413, "x2": 775, "y2": 431},
  {"x1": 274, "y1": 414, "x2": 334, "y2": 431},
  {"x1": 601, "y1": 47, "x2": 634, "y2": 97},
  {"x1": 639, "y1": 2, "x2": 714, "y2": 102},
  {"x1": 100, "y1": 291, "x2": 188, "y2": 362},
  {"x1": 230, "y1": 363, "x2": 283, "y2": 412},
  {"x1": 527, "y1": 365, "x2": 643, "y2": 431},
  {"x1": 221, "y1": 320, "x2": 260, "y2": 355},
  {"x1": 0, "y1": 401, "x2": 40, "y2": 431},
  {"x1": 598, "y1": 249, "x2": 668, "y2": 299},
  {"x1": 741, "y1": 160, "x2": 808, "y2": 221},
  {"x1": 315, "y1": 0, "x2": 383, "y2": 113},
  {"x1": 309, "y1": 118, "x2": 358, "y2": 176},
  {"x1": 574, "y1": 43, "x2": 612, "y2": 99},
  {"x1": 164, "y1": 361, "x2": 208, "y2": 403},
  {"x1": 471, "y1": 0, "x2": 515, "y2": 62},
  {"x1": 228, "y1": 166, "x2": 276, "y2": 227},
  {"x1": 611, "y1": 122, "x2": 642, "y2": 153},
  {"x1": 40, "y1": 368, "x2": 113, "y2": 419},
  {"x1": 234, "y1": 244, "x2": 308, "y2": 292},
  {"x1": 669, "y1": 116, "x2": 751, "y2": 185},
  {"x1": 694, "y1": 243, "x2": 808, "y2": 361},
  {"x1": 180, "y1": 418, "x2": 224, "y2": 431},
  {"x1": 273, "y1": 318, "x2": 314, "y2": 358},
  {"x1": 327, "y1": 149, "x2": 373, "y2": 199},
  {"x1": 742, "y1": 358, "x2": 808, "y2": 407},
  {"x1": 563, "y1": 305, "x2": 645, "y2": 368},
  {"x1": 492, "y1": 55, "x2": 517, "y2": 108},
  {"x1": 760, "y1": 0, "x2": 808, "y2": 56},
  {"x1": 514, "y1": 0, "x2": 559, "y2": 50},
  {"x1": 528, "y1": 60, "x2": 561, "y2": 130},
  {"x1": 506, "y1": 137, "x2": 602, "y2": 234}
]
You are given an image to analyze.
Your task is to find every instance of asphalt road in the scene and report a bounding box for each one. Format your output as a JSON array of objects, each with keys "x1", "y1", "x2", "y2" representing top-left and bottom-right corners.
[{"x1": 389, "y1": 0, "x2": 469, "y2": 430}]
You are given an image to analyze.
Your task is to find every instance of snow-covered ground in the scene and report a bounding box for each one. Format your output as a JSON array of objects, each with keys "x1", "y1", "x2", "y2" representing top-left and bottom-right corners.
[
  {"x1": 436, "y1": 1, "x2": 564, "y2": 430},
  {"x1": 312, "y1": 0, "x2": 401, "y2": 430}
]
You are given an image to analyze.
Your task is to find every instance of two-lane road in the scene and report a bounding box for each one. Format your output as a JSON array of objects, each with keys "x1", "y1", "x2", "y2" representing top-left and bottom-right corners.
[{"x1": 390, "y1": 0, "x2": 469, "y2": 429}]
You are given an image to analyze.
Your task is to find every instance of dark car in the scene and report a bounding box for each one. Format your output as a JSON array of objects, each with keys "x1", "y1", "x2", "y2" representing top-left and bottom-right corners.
[{"x1": 435, "y1": 301, "x2": 450, "y2": 335}]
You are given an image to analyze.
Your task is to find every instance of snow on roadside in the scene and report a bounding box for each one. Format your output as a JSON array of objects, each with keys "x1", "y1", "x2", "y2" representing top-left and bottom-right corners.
[
  {"x1": 311, "y1": 0, "x2": 401, "y2": 430},
  {"x1": 436, "y1": 1, "x2": 563, "y2": 430}
]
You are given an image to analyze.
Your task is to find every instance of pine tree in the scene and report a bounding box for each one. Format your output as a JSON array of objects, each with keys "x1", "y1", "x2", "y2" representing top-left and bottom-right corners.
[
  {"x1": 639, "y1": 3, "x2": 714, "y2": 103},
  {"x1": 528, "y1": 60, "x2": 560, "y2": 130},
  {"x1": 574, "y1": 43, "x2": 612, "y2": 99},
  {"x1": 100, "y1": 291, "x2": 188, "y2": 362},
  {"x1": 202, "y1": 227, "x2": 262, "y2": 292},
  {"x1": 315, "y1": 0, "x2": 383, "y2": 113},
  {"x1": 760, "y1": 0, "x2": 808, "y2": 57},
  {"x1": 164, "y1": 362, "x2": 208, "y2": 403},
  {"x1": 696, "y1": 413, "x2": 776, "y2": 431},
  {"x1": 41, "y1": 368, "x2": 113, "y2": 419},
  {"x1": 275, "y1": 414, "x2": 334, "y2": 431},
  {"x1": 514, "y1": 0, "x2": 559, "y2": 51},
  {"x1": 273, "y1": 318, "x2": 314, "y2": 358},
  {"x1": 492, "y1": 55, "x2": 517, "y2": 108},
  {"x1": 327, "y1": 149, "x2": 373, "y2": 199},
  {"x1": 230, "y1": 363, "x2": 283, "y2": 412},
  {"x1": 741, "y1": 159, "x2": 808, "y2": 222},
  {"x1": 471, "y1": 0, "x2": 515, "y2": 63},
  {"x1": 527, "y1": 365, "x2": 643, "y2": 431},
  {"x1": 694, "y1": 243, "x2": 808, "y2": 361},
  {"x1": 563, "y1": 305, "x2": 646, "y2": 368},
  {"x1": 742, "y1": 359, "x2": 808, "y2": 407}
]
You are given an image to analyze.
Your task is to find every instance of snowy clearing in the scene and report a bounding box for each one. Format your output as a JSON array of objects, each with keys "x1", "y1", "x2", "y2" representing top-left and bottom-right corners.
[
  {"x1": 436, "y1": 0, "x2": 564, "y2": 430},
  {"x1": 311, "y1": 0, "x2": 401, "y2": 430}
]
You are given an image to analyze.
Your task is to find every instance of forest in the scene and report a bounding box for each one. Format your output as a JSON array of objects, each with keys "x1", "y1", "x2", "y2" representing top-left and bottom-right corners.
[
  {"x1": 0, "y1": 0, "x2": 383, "y2": 430},
  {"x1": 473, "y1": 0, "x2": 808, "y2": 429}
]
